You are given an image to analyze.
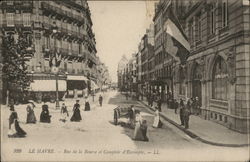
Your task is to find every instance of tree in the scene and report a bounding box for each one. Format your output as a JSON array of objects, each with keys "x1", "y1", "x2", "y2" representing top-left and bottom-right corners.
[{"x1": 2, "y1": 32, "x2": 34, "y2": 104}]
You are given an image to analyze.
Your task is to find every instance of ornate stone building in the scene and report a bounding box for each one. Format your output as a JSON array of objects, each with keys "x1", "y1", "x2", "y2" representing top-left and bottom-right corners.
[
  {"x1": 0, "y1": 0, "x2": 98, "y2": 102},
  {"x1": 173, "y1": 0, "x2": 250, "y2": 133}
]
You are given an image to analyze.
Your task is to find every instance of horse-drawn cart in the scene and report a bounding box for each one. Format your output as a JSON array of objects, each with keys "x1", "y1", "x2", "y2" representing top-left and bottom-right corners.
[{"x1": 113, "y1": 105, "x2": 134, "y2": 126}]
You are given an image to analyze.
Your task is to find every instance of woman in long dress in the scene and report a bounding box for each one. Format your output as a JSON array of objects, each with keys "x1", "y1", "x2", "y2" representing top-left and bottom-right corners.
[
  {"x1": 70, "y1": 100, "x2": 82, "y2": 122},
  {"x1": 40, "y1": 103, "x2": 51, "y2": 123},
  {"x1": 84, "y1": 98, "x2": 90, "y2": 111},
  {"x1": 26, "y1": 104, "x2": 37, "y2": 124},
  {"x1": 152, "y1": 107, "x2": 163, "y2": 128},
  {"x1": 60, "y1": 103, "x2": 69, "y2": 122},
  {"x1": 8, "y1": 105, "x2": 27, "y2": 138},
  {"x1": 133, "y1": 110, "x2": 144, "y2": 141}
]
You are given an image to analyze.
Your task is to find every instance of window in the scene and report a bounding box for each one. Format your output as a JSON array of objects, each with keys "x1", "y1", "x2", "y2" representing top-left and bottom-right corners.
[
  {"x1": 198, "y1": 14, "x2": 202, "y2": 41},
  {"x1": 222, "y1": 0, "x2": 228, "y2": 28},
  {"x1": 210, "y1": 4, "x2": 216, "y2": 34},
  {"x1": 212, "y1": 56, "x2": 228, "y2": 100},
  {"x1": 6, "y1": 13, "x2": 14, "y2": 26},
  {"x1": 23, "y1": 13, "x2": 31, "y2": 26}
]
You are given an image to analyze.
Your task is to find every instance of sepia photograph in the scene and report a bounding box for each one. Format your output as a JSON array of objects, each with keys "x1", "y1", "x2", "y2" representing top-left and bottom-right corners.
[{"x1": 0, "y1": 0, "x2": 249, "y2": 161}]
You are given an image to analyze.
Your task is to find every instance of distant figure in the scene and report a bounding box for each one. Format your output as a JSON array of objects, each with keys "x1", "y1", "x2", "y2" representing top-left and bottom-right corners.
[
  {"x1": 174, "y1": 99, "x2": 179, "y2": 114},
  {"x1": 40, "y1": 102, "x2": 51, "y2": 123},
  {"x1": 152, "y1": 107, "x2": 163, "y2": 128},
  {"x1": 8, "y1": 105, "x2": 27, "y2": 138},
  {"x1": 194, "y1": 97, "x2": 201, "y2": 115},
  {"x1": 99, "y1": 94, "x2": 103, "y2": 107},
  {"x1": 183, "y1": 106, "x2": 191, "y2": 129},
  {"x1": 26, "y1": 104, "x2": 37, "y2": 124},
  {"x1": 84, "y1": 97, "x2": 90, "y2": 111},
  {"x1": 60, "y1": 103, "x2": 69, "y2": 122},
  {"x1": 157, "y1": 96, "x2": 162, "y2": 112},
  {"x1": 179, "y1": 104, "x2": 184, "y2": 126},
  {"x1": 70, "y1": 100, "x2": 82, "y2": 122},
  {"x1": 128, "y1": 105, "x2": 135, "y2": 128}
]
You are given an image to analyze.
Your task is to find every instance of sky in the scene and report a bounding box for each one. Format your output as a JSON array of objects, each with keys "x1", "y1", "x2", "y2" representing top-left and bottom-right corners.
[{"x1": 88, "y1": 1, "x2": 156, "y2": 82}]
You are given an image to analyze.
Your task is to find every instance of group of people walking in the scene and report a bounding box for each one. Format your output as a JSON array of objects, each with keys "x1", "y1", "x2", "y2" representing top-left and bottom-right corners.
[{"x1": 7, "y1": 95, "x2": 104, "y2": 138}]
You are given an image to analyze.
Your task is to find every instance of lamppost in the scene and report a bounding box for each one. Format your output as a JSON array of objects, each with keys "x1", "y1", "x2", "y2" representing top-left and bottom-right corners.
[{"x1": 50, "y1": 22, "x2": 60, "y2": 109}]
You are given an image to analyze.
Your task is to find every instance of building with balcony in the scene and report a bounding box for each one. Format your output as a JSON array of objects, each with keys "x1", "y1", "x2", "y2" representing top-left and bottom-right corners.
[
  {"x1": 171, "y1": 0, "x2": 250, "y2": 133},
  {"x1": 117, "y1": 55, "x2": 128, "y2": 91},
  {"x1": 0, "y1": 0, "x2": 98, "y2": 102}
]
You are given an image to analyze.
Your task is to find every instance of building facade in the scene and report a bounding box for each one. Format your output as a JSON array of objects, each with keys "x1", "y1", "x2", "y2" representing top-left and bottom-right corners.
[
  {"x1": 173, "y1": 0, "x2": 250, "y2": 133},
  {"x1": 0, "y1": 0, "x2": 98, "y2": 102}
]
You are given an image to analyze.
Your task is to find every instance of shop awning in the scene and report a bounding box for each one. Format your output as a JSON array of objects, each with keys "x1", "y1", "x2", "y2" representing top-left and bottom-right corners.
[{"x1": 30, "y1": 80, "x2": 67, "y2": 92}]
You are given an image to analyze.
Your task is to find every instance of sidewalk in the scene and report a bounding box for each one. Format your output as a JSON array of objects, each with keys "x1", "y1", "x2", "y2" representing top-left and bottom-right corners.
[{"x1": 138, "y1": 98, "x2": 250, "y2": 147}]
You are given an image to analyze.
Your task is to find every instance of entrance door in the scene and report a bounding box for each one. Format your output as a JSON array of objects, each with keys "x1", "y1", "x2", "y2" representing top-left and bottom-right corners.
[
  {"x1": 192, "y1": 80, "x2": 202, "y2": 102},
  {"x1": 192, "y1": 63, "x2": 202, "y2": 103}
]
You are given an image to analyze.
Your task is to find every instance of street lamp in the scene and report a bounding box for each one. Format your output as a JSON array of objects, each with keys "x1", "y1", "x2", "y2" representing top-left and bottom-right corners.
[{"x1": 51, "y1": 21, "x2": 60, "y2": 110}]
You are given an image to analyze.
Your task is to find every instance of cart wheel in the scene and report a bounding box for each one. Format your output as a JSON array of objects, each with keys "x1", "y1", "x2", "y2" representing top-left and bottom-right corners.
[{"x1": 114, "y1": 111, "x2": 118, "y2": 125}]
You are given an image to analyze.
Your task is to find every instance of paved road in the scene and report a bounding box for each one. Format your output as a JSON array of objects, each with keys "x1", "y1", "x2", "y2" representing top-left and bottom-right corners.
[{"x1": 1, "y1": 91, "x2": 249, "y2": 161}]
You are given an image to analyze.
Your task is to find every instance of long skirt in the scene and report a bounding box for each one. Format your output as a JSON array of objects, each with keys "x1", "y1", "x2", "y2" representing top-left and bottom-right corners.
[
  {"x1": 85, "y1": 102, "x2": 90, "y2": 111},
  {"x1": 133, "y1": 122, "x2": 144, "y2": 141},
  {"x1": 152, "y1": 116, "x2": 163, "y2": 128},
  {"x1": 8, "y1": 120, "x2": 27, "y2": 138},
  {"x1": 70, "y1": 109, "x2": 82, "y2": 122},
  {"x1": 27, "y1": 111, "x2": 37, "y2": 124}
]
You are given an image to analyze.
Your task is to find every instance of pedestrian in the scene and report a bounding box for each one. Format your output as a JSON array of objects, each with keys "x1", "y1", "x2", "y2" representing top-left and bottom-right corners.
[
  {"x1": 133, "y1": 110, "x2": 144, "y2": 141},
  {"x1": 179, "y1": 104, "x2": 184, "y2": 126},
  {"x1": 128, "y1": 105, "x2": 135, "y2": 128},
  {"x1": 125, "y1": 91, "x2": 128, "y2": 100},
  {"x1": 150, "y1": 94, "x2": 154, "y2": 107},
  {"x1": 152, "y1": 106, "x2": 163, "y2": 128},
  {"x1": 174, "y1": 99, "x2": 179, "y2": 114},
  {"x1": 84, "y1": 97, "x2": 90, "y2": 111},
  {"x1": 8, "y1": 105, "x2": 27, "y2": 138},
  {"x1": 26, "y1": 103, "x2": 37, "y2": 124},
  {"x1": 70, "y1": 100, "x2": 82, "y2": 122},
  {"x1": 99, "y1": 94, "x2": 103, "y2": 107},
  {"x1": 183, "y1": 106, "x2": 191, "y2": 129},
  {"x1": 157, "y1": 96, "x2": 162, "y2": 112},
  {"x1": 180, "y1": 98, "x2": 184, "y2": 107},
  {"x1": 193, "y1": 97, "x2": 201, "y2": 115},
  {"x1": 60, "y1": 103, "x2": 69, "y2": 122},
  {"x1": 40, "y1": 102, "x2": 51, "y2": 123},
  {"x1": 141, "y1": 120, "x2": 149, "y2": 141}
]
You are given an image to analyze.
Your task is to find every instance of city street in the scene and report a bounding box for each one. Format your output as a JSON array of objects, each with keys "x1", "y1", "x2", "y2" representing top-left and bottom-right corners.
[{"x1": 1, "y1": 90, "x2": 249, "y2": 161}]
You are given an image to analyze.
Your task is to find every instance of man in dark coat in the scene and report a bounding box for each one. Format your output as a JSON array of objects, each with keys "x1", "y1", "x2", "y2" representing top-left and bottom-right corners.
[
  {"x1": 40, "y1": 102, "x2": 51, "y2": 123},
  {"x1": 174, "y1": 99, "x2": 179, "y2": 114},
  {"x1": 99, "y1": 94, "x2": 103, "y2": 107},
  {"x1": 179, "y1": 103, "x2": 184, "y2": 126},
  {"x1": 183, "y1": 106, "x2": 191, "y2": 129}
]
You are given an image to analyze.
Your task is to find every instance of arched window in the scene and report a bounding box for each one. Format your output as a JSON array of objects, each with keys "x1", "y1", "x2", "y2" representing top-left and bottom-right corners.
[{"x1": 212, "y1": 56, "x2": 228, "y2": 100}]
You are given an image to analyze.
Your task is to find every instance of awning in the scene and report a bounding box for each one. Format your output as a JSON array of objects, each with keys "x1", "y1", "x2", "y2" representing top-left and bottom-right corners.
[
  {"x1": 30, "y1": 80, "x2": 67, "y2": 91},
  {"x1": 67, "y1": 75, "x2": 88, "y2": 81}
]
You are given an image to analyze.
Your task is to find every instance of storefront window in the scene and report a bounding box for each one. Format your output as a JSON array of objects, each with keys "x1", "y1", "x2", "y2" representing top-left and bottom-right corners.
[{"x1": 212, "y1": 56, "x2": 228, "y2": 100}]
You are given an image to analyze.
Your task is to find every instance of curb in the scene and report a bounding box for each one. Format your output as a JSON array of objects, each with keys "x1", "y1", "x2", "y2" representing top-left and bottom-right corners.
[{"x1": 139, "y1": 101, "x2": 250, "y2": 148}]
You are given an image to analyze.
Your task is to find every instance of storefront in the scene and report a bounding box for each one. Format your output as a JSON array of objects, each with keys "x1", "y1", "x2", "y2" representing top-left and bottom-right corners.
[{"x1": 66, "y1": 75, "x2": 87, "y2": 98}]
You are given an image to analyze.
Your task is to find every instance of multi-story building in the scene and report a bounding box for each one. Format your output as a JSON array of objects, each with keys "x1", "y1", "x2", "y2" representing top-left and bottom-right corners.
[
  {"x1": 0, "y1": 0, "x2": 98, "y2": 102},
  {"x1": 171, "y1": 0, "x2": 250, "y2": 133},
  {"x1": 117, "y1": 55, "x2": 128, "y2": 91}
]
